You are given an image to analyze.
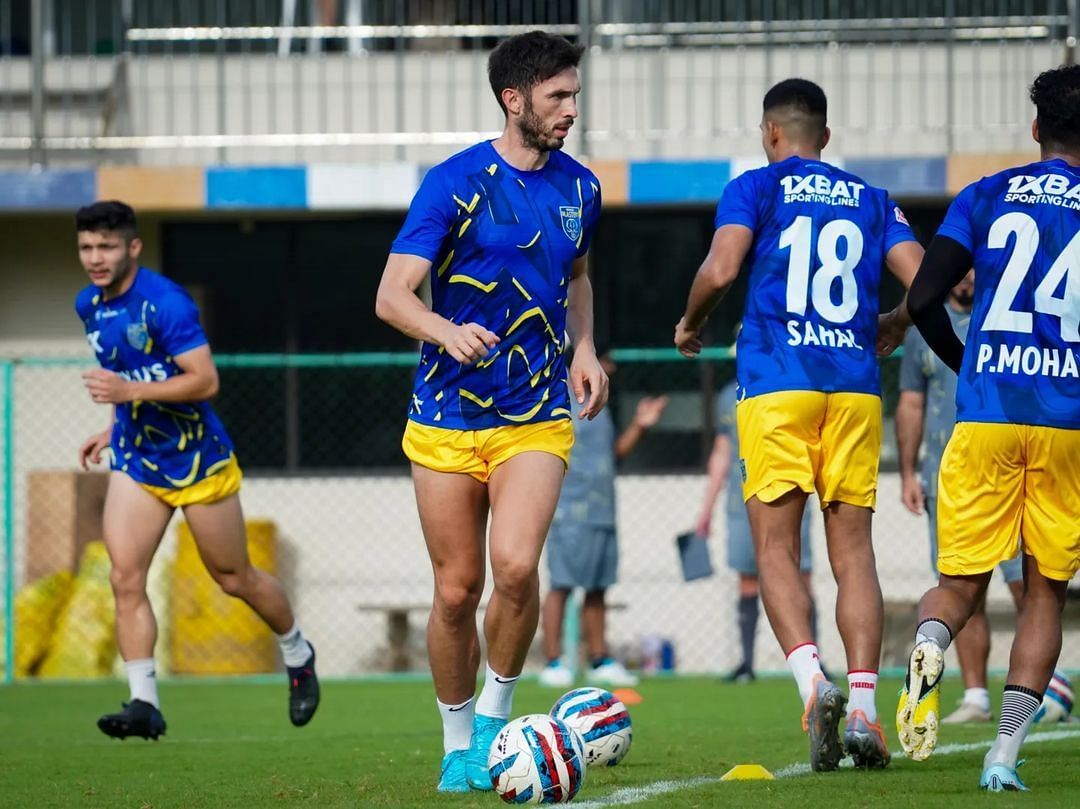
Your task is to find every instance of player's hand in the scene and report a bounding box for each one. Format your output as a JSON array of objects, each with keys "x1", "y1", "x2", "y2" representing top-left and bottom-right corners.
[
  {"x1": 633, "y1": 395, "x2": 669, "y2": 428},
  {"x1": 439, "y1": 321, "x2": 500, "y2": 365},
  {"x1": 674, "y1": 317, "x2": 705, "y2": 358},
  {"x1": 78, "y1": 430, "x2": 112, "y2": 470},
  {"x1": 876, "y1": 310, "x2": 908, "y2": 357},
  {"x1": 900, "y1": 473, "x2": 925, "y2": 516},
  {"x1": 570, "y1": 345, "x2": 609, "y2": 420},
  {"x1": 82, "y1": 369, "x2": 134, "y2": 404},
  {"x1": 694, "y1": 512, "x2": 711, "y2": 539}
]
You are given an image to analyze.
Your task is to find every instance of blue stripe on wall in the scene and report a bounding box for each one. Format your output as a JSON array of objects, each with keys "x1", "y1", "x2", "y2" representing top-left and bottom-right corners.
[
  {"x1": 629, "y1": 161, "x2": 731, "y2": 203},
  {"x1": 206, "y1": 166, "x2": 307, "y2": 208},
  {"x1": 0, "y1": 169, "x2": 95, "y2": 209},
  {"x1": 845, "y1": 157, "x2": 947, "y2": 197}
]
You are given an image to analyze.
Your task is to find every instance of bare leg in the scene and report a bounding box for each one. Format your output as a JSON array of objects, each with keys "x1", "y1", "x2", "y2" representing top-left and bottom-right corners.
[
  {"x1": 822, "y1": 502, "x2": 882, "y2": 672},
  {"x1": 747, "y1": 489, "x2": 812, "y2": 651},
  {"x1": 1006, "y1": 557, "x2": 1066, "y2": 693},
  {"x1": 955, "y1": 591, "x2": 990, "y2": 690},
  {"x1": 542, "y1": 588, "x2": 571, "y2": 661},
  {"x1": 411, "y1": 463, "x2": 488, "y2": 704},
  {"x1": 917, "y1": 572, "x2": 991, "y2": 635},
  {"x1": 183, "y1": 494, "x2": 295, "y2": 634},
  {"x1": 102, "y1": 473, "x2": 173, "y2": 660},
  {"x1": 485, "y1": 451, "x2": 565, "y2": 676},
  {"x1": 582, "y1": 589, "x2": 606, "y2": 661}
]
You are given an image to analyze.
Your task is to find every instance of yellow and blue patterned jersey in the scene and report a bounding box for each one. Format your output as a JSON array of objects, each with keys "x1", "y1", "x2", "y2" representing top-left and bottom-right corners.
[
  {"x1": 937, "y1": 158, "x2": 1080, "y2": 430},
  {"x1": 75, "y1": 268, "x2": 235, "y2": 489},
  {"x1": 716, "y1": 156, "x2": 916, "y2": 398},
  {"x1": 392, "y1": 140, "x2": 602, "y2": 429}
]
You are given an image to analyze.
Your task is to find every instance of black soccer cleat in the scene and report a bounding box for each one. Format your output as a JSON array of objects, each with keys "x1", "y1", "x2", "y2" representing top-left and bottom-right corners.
[
  {"x1": 97, "y1": 699, "x2": 167, "y2": 741},
  {"x1": 288, "y1": 645, "x2": 320, "y2": 727}
]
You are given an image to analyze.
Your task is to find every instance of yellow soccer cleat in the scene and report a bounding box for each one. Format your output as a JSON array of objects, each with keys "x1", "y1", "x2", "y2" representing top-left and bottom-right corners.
[{"x1": 895, "y1": 640, "x2": 944, "y2": 761}]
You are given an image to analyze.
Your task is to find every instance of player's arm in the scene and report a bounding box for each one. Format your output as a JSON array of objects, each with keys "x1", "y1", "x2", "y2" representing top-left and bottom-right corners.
[
  {"x1": 895, "y1": 391, "x2": 927, "y2": 515},
  {"x1": 877, "y1": 240, "x2": 925, "y2": 355},
  {"x1": 82, "y1": 345, "x2": 221, "y2": 404},
  {"x1": 908, "y1": 235, "x2": 972, "y2": 373},
  {"x1": 675, "y1": 225, "x2": 753, "y2": 357},
  {"x1": 375, "y1": 252, "x2": 498, "y2": 364},
  {"x1": 79, "y1": 406, "x2": 115, "y2": 469},
  {"x1": 566, "y1": 254, "x2": 609, "y2": 420},
  {"x1": 614, "y1": 395, "x2": 668, "y2": 460},
  {"x1": 694, "y1": 433, "x2": 732, "y2": 537}
]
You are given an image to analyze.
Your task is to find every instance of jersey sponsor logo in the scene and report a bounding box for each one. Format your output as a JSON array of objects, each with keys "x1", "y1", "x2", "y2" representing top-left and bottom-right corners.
[
  {"x1": 559, "y1": 206, "x2": 582, "y2": 242},
  {"x1": 126, "y1": 322, "x2": 149, "y2": 351},
  {"x1": 786, "y1": 319, "x2": 864, "y2": 350},
  {"x1": 1003, "y1": 173, "x2": 1080, "y2": 210},
  {"x1": 86, "y1": 330, "x2": 103, "y2": 353},
  {"x1": 117, "y1": 363, "x2": 169, "y2": 383},
  {"x1": 974, "y1": 343, "x2": 1080, "y2": 379},
  {"x1": 94, "y1": 309, "x2": 120, "y2": 320},
  {"x1": 779, "y1": 174, "x2": 865, "y2": 207}
]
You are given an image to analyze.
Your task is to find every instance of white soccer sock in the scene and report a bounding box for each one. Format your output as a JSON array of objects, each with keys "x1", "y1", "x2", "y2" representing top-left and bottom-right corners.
[
  {"x1": 277, "y1": 623, "x2": 313, "y2": 668},
  {"x1": 125, "y1": 658, "x2": 159, "y2": 708},
  {"x1": 846, "y1": 670, "x2": 879, "y2": 723},
  {"x1": 964, "y1": 687, "x2": 991, "y2": 712},
  {"x1": 437, "y1": 697, "x2": 475, "y2": 753},
  {"x1": 984, "y1": 685, "x2": 1041, "y2": 768},
  {"x1": 475, "y1": 664, "x2": 519, "y2": 719},
  {"x1": 786, "y1": 642, "x2": 824, "y2": 707}
]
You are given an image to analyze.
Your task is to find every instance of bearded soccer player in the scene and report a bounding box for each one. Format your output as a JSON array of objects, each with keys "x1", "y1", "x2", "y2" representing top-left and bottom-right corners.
[
  {"x1": 74, "y1": 201, "x2": 319, "y2": 740},
  {"x1": 897, "y1": 64, "x2": 1080, "y2": 793},
  {"x1": 675, "y1": 78, "x2": 924, "y2": 771},
  {"x1": 375, "y1": 31, "x2": 606, "y2": 793}
]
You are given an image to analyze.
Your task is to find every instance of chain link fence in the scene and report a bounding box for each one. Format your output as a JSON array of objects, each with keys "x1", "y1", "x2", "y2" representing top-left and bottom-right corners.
[{"x1": 5, "y1": 350, "x2": 1073, "y2": 684}]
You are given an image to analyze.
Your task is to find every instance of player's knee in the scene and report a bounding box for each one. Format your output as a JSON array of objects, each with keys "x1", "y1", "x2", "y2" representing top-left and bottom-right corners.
[
  {"x1": 433, "y1": 581, "x2": 481, "y2": 621},
  {"x1": 109, "y1": 566, "x2": 148, "y2": 602},
  {"x1": 492, "y1": 561, "x2": 538, "y2": 602},
  {"x1": 212, "y1": 567, "x2": 253, "y2": 599}
]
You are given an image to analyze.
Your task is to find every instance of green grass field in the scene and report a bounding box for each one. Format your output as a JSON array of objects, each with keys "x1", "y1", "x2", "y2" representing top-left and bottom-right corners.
[{"x1": 0, "y1": 676, "x2": 1075, "y2": 808}]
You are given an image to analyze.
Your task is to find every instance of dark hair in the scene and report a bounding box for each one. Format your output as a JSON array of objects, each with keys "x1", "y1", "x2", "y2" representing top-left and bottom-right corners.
[
  {"x1": 488, "y1": 31, "x2": 584, "y2": 114},
  {"x1": 763, "y1": 78, "x2": 827, "y2": 127},
  {"x1": 75, "y1": 200, "x2": 138, "y2": 239},
  {"x1": 1030, "y1": 64, "x2": 1080, "y2": 152}
]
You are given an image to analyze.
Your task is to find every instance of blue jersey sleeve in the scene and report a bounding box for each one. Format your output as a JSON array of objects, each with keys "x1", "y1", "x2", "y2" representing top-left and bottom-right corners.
[
  {"x1": 714, "y1": 172, "x2": 759, "y2": 231},
  {"x1": 898, "y1": 329, "x2": 928, "y2": 393},
  {"x1": 935, "y1": 184, "x2": 977, "y2": 253},
  {"x1": 152, "y1": 291, "x2": 208, "y2": 357},
  {"x1": 885, "y1": 199, "x2": 918, "y2": 253},
  {"x1": 576, "y1": 177, "x2": 602, "y2": 258},
  {"x1": 391, "y1": 166, "x2": 456, "y2": 262}
]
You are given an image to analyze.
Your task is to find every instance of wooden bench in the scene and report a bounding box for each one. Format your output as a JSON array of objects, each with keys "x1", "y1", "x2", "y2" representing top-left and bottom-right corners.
[{"x1": 882, "y1": 597, "x2": 1080, "y2": 668}]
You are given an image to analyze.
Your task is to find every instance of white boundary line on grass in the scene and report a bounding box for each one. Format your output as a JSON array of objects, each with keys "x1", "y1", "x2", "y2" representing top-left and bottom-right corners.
[{"x1": 573, "y1": 728, "x2": 1080, "y2": 808}]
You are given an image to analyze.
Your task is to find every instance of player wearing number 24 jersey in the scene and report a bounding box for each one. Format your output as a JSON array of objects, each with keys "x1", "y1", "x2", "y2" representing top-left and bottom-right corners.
[
  {"x1": 899, "y1": 65, "x2": 1080, "y2": 791},
  {"x1": 676, "y1": 79, "x2": 925, "y2": 774}
]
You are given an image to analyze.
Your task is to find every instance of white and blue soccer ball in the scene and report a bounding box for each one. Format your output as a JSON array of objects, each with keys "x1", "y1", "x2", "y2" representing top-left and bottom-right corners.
[
  {"x1": 551, "y1": 686, "x2": 633, "y2": 767},
  {"x1": 1034, "y1": 670, "x2": 1074, "y2": 724},
  {"x1": 487, "y1": 713, "x2": 586, "y2": 804}
]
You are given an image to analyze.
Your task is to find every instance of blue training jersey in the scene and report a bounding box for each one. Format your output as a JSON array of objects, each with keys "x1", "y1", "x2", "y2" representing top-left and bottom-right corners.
[
  {"x1": 936, "y1": 158, "x2": 1080, "y2": 430},
  {"x1": 75, "y1": 268, "x2": 235, "y2": 488},
  {"x1": 391, "y1": 140, "x2": 601, "y2": 430},
  {"x1": 716, "y1": 156, "x2": 916, "y2": 398}
]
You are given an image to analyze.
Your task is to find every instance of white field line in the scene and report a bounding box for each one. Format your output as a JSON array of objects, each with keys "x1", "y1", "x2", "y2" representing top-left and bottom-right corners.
[{"x1": 573, "y1": 728, "x2": 1080, "y2": 808}]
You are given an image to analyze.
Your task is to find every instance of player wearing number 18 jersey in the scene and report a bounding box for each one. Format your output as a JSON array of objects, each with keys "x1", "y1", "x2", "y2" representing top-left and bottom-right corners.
[
  {"x1": 675, "y1": 79, "x2": 924, "y2": 772},
  {"x1": 899, "y1": 65, "x2": 1080, "y2": 792}
]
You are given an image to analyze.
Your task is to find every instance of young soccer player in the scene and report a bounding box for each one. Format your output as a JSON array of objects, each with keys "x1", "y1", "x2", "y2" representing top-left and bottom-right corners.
[
  {"x1": 674, "y1": 79, "x2": 924, "y2": 771},
  {"x1": 898, "y1": 64, "x2": 1080, "y2": 792},
  {"x1": 374, "y1": 32, "x2": 607, "y2": 793},
  {"x1": 75, "y1": 201, "x2": 319, "y2": 740}
]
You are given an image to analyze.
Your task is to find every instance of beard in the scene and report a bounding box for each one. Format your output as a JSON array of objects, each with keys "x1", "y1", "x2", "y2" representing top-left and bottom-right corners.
[{"x1": 516, "y1": 100, "x2": 566, "y2": 153}]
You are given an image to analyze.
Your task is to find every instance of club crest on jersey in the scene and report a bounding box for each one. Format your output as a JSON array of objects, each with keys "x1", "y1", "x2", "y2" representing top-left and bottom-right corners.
[
  {"x1": 126, "y1": 322, "x2": 149, "y2": 351},
  {"x1": 559, "y1": 206, "x2": 582, "y2": 242}
]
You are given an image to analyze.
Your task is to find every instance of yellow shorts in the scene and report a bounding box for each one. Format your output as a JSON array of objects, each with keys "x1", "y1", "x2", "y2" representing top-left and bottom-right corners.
[
  {"x1": 402, "y1": 419, "x2": 574, "y2": 483},
  {"x1": 138, "y1": 454, "x2": 243, "y2": 508},
  {"x1": 736, "y1": 390, "x2": 881, "y2": 509},
  {"x1": 937, "y1": 422, "x2": 1080, "y2": 581}
]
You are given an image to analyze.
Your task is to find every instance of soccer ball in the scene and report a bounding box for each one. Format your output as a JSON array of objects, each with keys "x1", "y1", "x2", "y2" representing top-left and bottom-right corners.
[
  {"x1": 1034, "y1": 670, "x2": 1074, "y2": 723},
  {"x1": 551, "y1": 686, "x2": 633, "y2": 767},
  {"x1": 487, "y1": 714, "x2": 586, "y2": 804}
]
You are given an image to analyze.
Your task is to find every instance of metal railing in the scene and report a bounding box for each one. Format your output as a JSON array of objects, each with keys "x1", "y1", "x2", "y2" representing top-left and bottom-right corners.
[{"x1": 0, "y1": 1, "x2": 1078, "y2": 166}]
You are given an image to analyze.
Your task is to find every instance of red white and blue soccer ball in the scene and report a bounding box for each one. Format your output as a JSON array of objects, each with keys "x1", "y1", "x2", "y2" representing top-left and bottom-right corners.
[
  {"x1": 1034, "y1": 670, "x2": 1075, "y2": 724},
  {"x1": 488, "y1": 714, "x2": 586, "y2": 804},
  {"x1": 551, "y1": 687, "x2": 633, "y2": 767}
]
